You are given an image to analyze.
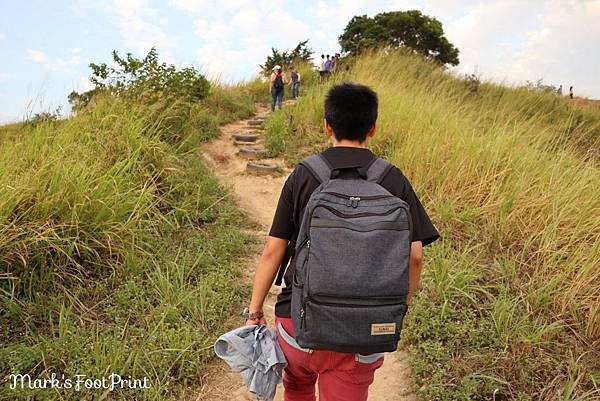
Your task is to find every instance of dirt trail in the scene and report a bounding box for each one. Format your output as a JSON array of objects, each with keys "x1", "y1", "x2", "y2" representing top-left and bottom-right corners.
[{"x1": 192, "y1": 103, "x2": 416, "y2": 401}]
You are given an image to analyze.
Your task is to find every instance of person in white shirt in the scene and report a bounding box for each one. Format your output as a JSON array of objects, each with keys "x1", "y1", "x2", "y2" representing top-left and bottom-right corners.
[{"x1": 319, "y1": 54, "x2": 326, "y2": 83}]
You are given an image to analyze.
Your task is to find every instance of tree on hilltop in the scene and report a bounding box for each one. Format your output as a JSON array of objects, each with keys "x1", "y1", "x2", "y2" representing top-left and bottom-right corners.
[
  {"x1": 260, "y1": 40, "x2": 313, "y2": 75},
  {"x1": 339, "y1": 10, "x2": 459, "y2": 66}
]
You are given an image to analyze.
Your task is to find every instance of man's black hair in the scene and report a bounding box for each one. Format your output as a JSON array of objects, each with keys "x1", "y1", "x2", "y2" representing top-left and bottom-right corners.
[
  {"x1": 321, "y1": 54, "x2": 325, "y2": 58},
  {"x1": 324, "y1": 82, "x2": 378, "y2": 142},
  {"x1": 326, "y1": 54, "x2": 330, "y2": 58}
]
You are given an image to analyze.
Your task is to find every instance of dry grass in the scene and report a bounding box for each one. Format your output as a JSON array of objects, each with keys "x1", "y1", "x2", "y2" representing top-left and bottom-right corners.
[{"x1": 265, "y1": 49, "x2": 600, "y2": 400}]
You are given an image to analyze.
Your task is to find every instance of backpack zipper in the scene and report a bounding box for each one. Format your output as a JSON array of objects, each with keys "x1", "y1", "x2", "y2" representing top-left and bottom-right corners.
[
  {"x1": 321, "y1": 192, "x2": 403, "y2": 208},
  {"x1": 308, "y1": 294, "x2": 406, "y2": 307},
  {"x1": 299, "y1": 239, "x2": 310, "y2": 329},
  {"x1": 311, "y1": 218, "x2": 409, "y2": 232},
  {"x1": 314, "y1": 204, "x2": 405, "y2": 219},
  {"x1": 322, "y1": 192, "x2": 394, "y2": 200}
]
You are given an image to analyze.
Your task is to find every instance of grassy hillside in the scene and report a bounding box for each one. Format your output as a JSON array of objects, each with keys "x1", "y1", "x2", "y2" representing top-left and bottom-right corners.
[
  {"x1": 0, "y1": 87, "x2": 256, "y2": 400},
  {"x1": 266, "y1": 50, "x2": 599, "y2": 400}
]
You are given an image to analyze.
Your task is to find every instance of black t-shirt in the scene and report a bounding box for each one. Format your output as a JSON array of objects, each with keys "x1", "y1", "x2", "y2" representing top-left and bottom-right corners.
[{"x1": 269, "y1": 147, "x2": 440, "y2": 318}]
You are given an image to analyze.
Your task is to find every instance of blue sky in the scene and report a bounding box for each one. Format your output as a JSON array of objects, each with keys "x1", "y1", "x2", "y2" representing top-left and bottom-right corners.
[{"x1": 1, "y1": 0, "x2": 599, "y2": 123}]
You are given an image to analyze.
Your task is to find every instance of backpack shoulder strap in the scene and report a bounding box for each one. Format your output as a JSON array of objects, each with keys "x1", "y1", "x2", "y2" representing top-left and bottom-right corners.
[
  {"x1": 300, "y1": 154, "x2": 332, "y2": 183},
  {"x1": 275, "y1": 154, "x2": 331, "y2": 287},
  {"x1": 365, "y1": 157, "x2": 393, "y2": 184}
]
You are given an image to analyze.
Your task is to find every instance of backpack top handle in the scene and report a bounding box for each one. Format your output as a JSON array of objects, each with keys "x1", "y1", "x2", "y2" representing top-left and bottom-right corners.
[{"x1": 301, "y1": 154, "x2": 392, "y2": 184}]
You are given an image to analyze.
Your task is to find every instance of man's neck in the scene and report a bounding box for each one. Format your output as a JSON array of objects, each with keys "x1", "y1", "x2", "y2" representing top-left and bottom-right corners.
[{"x1": 332, "y1": 139, "x2": 368, "y2": 148}]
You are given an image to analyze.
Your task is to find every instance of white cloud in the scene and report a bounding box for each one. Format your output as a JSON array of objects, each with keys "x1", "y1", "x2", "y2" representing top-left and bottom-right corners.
[
  {"x1": 0, "y1": 33, "x2": 5, "y2": 40},
  {"x1": 173, "y1": 1, "x2": 315, "y2": 81},
  {"x1": 27, "y1": 49, "x2": 48, "y2": 63},
  {"x1": 444, "y1": 0, "x2": 600, "y2": 98},
  {"x1": 169, "y1": 0, "x2": 210, "y2": 13},
  {"x1": 110, "y1": 0, "x2": 176, "y2": 55},
  {"x1": 0, "y1": 72, "x2": 9, "y2": 82},
  {"x1": 27, "y1": 49, "x2": 81, "y2": 74}
]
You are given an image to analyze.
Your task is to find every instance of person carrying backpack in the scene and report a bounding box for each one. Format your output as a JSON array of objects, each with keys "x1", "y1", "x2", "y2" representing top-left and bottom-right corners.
[
  {"x1": 244, "y1": 82, "x2": 439, "y2": 400},
  {"x1": 290, "y1": 66, "x2": 301, "y2": 98},
  {"x1": 270, "y1": 65, "x2": 287, "y2": 112}
]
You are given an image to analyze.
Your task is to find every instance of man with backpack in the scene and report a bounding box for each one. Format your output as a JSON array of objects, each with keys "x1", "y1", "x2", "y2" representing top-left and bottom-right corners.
[
  {"x1": 290, "y1": 66, "x2": 301, "y2": 98},
  {"x1": 244, "y1": 83, "x2": 439, "y2": 400},
  {"x1": 270, "y1": 65, "x2": 287, "y2": 112}
]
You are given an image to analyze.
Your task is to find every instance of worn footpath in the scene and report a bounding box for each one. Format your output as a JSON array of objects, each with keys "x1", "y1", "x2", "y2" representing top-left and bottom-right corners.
[{"x1": 188, "y1": 103, "x2": 416, "y2": 401}]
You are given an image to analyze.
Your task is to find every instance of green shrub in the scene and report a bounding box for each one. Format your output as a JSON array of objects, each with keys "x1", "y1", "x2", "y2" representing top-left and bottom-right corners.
[{"x1": 69, "y1": 48, "x2": 211, "y2": 111}]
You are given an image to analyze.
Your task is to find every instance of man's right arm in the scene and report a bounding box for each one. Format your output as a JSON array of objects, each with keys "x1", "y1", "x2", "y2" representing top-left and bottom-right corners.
[{"x1": 246, "y1": 236, "x2": 288, "y2": 325}]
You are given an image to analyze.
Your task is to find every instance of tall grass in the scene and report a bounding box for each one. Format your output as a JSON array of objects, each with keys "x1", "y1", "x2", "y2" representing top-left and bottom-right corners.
[
  {"x1": 265, "y1": 50, "x2": 599, "y2": 400},
  {"x1": 0, "y1": 88, "x2": 257, "y2": 400}
]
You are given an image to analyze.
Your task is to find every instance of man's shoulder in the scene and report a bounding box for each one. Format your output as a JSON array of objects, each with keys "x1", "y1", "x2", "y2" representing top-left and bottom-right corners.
[
  {"x1": 378, "y1": 162, "x2": 411, "y2": 197},
  {"x1": 288, "y1": 156, "x2": 324, "y2": 183}
]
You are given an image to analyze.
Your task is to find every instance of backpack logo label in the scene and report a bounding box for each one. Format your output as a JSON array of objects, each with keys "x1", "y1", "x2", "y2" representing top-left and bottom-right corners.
[{"x1": 371, "y1": 323, "x2": 396, "y2": 336}]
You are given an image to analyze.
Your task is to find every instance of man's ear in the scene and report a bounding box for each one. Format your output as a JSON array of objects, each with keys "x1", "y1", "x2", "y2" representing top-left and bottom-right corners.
[
  {"x1": 367, "y1": 122, "x2": 377, "y2": 138},
  {"x1": 324, "y1": 119, "x2": 334, "y2": 138}
]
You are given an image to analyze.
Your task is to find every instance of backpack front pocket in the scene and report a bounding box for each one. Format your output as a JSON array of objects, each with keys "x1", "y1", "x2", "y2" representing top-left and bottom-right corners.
[
  {"x1": 306, "y1": 218, "x2": 410, "y2": 299},
  {"x1": 296, "y1": 296, "x2": 407, "y2": 353}
]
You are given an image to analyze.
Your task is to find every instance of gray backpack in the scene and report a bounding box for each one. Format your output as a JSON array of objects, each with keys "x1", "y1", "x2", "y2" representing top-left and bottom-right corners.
[{"x1": 291, "y1": 154, "x2": 411, "y2": 353}]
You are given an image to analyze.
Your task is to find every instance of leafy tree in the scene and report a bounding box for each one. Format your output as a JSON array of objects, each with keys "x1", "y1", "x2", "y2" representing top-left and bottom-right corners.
[
  {"x1": 69, "y1": 48, "x2": 210, "y2": 111},
  {"x1": 260, "y1": 40, "x2": 313, "y2": 75},
  {"x1": 339, "y1": 10, "x2": 459, "y2": 66}
]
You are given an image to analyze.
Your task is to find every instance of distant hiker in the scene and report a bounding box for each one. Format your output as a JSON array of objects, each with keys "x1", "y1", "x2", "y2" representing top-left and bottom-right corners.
[
  {"x1": 557, "y1": 85, "x2": 563, "y2": 96},
  {"x1": 319, "y1": 54, "x2": 327, "y2": 83},
  {"x1": 244, "y1": 83, "x2": 439, "y2": 401},
  {"x1": 330, "y1": 55, "x2": 337, "y2": 73},
  {"x1": 290, "y1": 66, "x2": 301, "y2": 98},
  {"x1": 569, "y1": 86, "x2": 574, "y2": 99},
  {"x1": 270, "y1": 65, "x2": 286, "y2": 112},
  {"x1": 324, "y1": 54, "x2": 332, "y2": 72}
]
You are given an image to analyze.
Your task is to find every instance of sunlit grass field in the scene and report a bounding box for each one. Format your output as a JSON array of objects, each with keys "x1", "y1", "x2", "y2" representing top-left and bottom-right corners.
[{"x1": 266, "y1": 50, "x2": 600, "y2": 400}]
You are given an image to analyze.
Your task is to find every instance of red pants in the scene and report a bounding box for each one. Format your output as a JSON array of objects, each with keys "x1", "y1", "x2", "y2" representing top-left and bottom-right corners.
[{"x1": 275, "y1": 317, "x2": 384, "y2": 401}]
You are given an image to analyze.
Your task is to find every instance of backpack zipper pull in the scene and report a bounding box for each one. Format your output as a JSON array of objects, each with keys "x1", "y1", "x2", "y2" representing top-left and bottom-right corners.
[{"x1": 350, "y1": 196, "x2": 360, "y2": 208}]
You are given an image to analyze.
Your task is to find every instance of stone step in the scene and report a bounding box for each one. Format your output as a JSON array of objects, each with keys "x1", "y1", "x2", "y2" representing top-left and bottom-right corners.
[
  {"x1": 232, "y1": 133, "x2": 259, "y2": 142},
  {"x1": 234, "y1": 140, "x2": 261, "y2": 146},
  {"x1": 246, "y1": 162, "x2": 280, "y2": 175},
  {"x1": 247, "y1": 119, "x2": 264, "y2": 126},
  {"x1": 238, "y1": 147, "x2": 269, "y2": 159}
]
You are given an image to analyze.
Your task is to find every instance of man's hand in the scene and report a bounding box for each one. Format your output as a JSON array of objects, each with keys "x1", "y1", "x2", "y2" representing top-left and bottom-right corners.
[{"x1": 245, "y1": 316, "x2": 267, "y2": 326}]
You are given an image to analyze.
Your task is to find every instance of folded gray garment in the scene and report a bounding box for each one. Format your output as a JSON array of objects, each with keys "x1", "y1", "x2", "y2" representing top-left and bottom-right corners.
[{"x1": 214, "y1": 325, "x2": 287, "y2": 401}]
